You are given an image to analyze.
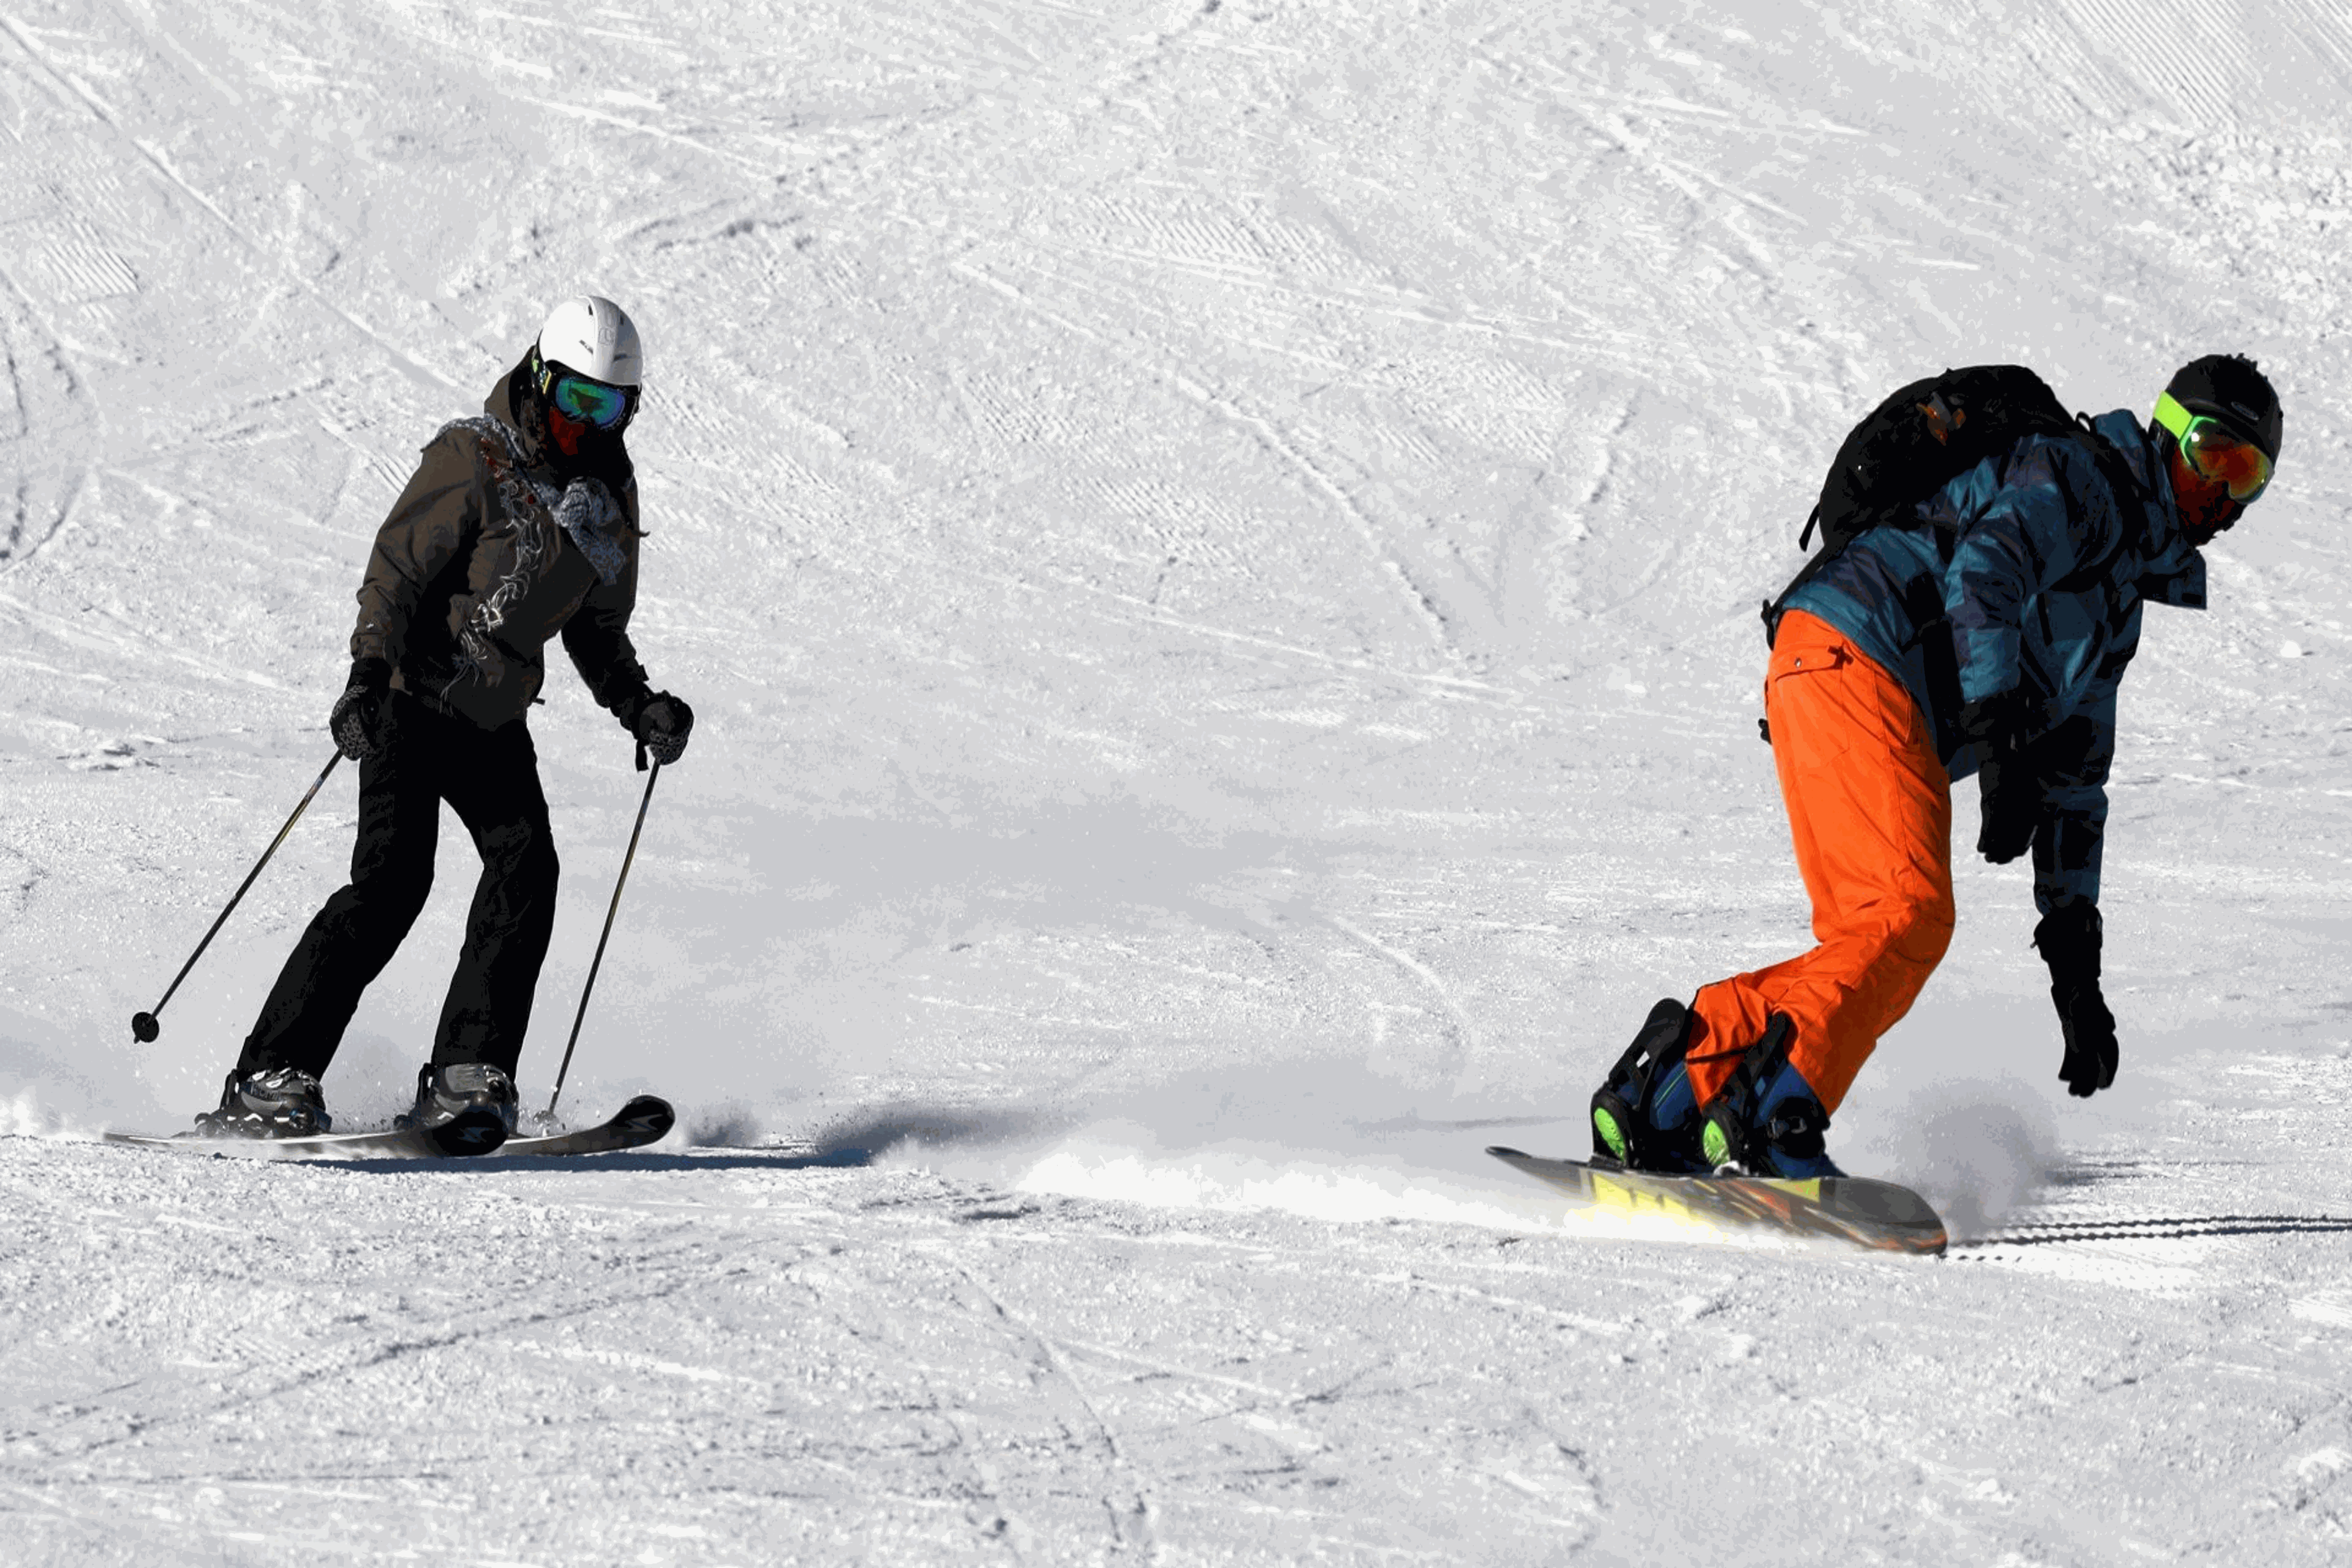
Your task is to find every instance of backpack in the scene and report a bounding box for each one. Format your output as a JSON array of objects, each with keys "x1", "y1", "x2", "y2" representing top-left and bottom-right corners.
[{"x1": 1758, "y1": 365, "x2": 2143, "y2": 645}]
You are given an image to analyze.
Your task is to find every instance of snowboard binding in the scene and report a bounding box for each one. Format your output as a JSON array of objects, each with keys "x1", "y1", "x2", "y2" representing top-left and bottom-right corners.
[
  {"x1": 1589, "y1": 999, "x2": 1711, "y2": 1174},
  {"x1": 1697, "y1": 1014, "x2": 1843, "y2": 1180}
]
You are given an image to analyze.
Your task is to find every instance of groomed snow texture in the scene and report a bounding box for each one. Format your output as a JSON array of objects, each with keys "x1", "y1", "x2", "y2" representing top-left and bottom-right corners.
[{"x1": 4, "y1": 1, "x2": 2351, "y2": 1562}]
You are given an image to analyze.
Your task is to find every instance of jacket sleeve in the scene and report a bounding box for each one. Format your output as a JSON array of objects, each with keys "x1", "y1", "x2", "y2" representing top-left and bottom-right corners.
[
  {"x1": 2029, "y1": 588, "x2": 2142, "y2": 913},
  {"x1": 2028, "y1": 683, "x2": 2115, "y2": 916},
  {"x1": 561, "y1": 537, "x2": 650, "y2": 719},
  {"x1": 1942, "y1": 440, "x2": 2111, "y2": 707},
  {"x1": 351, "y1": 432, "x2": 479, "y2": 666}
]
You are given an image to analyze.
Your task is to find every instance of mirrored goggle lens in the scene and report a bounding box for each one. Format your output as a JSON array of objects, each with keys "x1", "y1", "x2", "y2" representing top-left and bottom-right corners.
[
  {"x1": 551, "y1": 374, "x2": 633, "y2": 430},
  {"x1": 2180, "y1": 419, "x2": 2272, "y2": 502}
]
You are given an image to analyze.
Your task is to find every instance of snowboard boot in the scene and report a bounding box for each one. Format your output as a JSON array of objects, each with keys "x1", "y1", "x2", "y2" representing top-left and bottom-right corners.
[
  {"x1": 193, "y1": 1066, "x2": 332, "y2": 1138},
  {"x1": 1698, "y1": 1014, "x2": 1846, "y2": 1179},
  {"x1": 1589, "y1": 998, "x2": 1711, "y2": 1174},
  {"x1": 394, "y1": 1061, "x2": 519, "y2": 1150}
]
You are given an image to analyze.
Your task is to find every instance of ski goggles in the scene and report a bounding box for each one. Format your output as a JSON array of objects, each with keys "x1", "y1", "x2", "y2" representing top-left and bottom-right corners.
[
  {"x1": 2153, "y1": 391, "x2": 2272, "y2": 503},
  {"x1": 533, "y1": 355, "x2": 638, "y2": 431}
]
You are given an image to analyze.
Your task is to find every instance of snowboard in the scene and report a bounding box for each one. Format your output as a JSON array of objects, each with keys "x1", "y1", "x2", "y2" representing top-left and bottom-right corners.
[
  {"x1": 106, "y1": 1095, "x2": 673, "y2": 1161},
  {"x1": 1487, "y1": 1145, "x2": 1948, "y2": 1256}
]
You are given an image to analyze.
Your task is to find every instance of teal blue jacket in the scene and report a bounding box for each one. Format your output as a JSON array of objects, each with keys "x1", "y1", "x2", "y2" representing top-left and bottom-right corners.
[{"x1": 1780, "y1": 410, "x2": 2207, "y2": 913}]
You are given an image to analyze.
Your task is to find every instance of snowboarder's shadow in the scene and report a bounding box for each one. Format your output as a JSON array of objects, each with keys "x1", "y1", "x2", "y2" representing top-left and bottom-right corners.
[{"x1": 1958, "y1": 1213, "x2": 2352, "y2": 1247}]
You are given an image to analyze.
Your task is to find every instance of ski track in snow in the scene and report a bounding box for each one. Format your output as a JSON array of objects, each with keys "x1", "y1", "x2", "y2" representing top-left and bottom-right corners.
[{"x1": 3, "y1": 0, "x2": 2352, "y2": 1561}]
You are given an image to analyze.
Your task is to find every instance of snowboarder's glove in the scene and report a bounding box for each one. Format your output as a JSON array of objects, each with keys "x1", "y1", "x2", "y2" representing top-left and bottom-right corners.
[
  {"x1": 2035, "y1": 902, "x2": 2117, "y2": 1097},
  {"x1": 1959, "y1": 688, "x2": 2038, "y2": 865},
  {"x1": 330, "y1": 658, "x2": 394, "y2": 762},
  {"x1": 621, "y1": 688, "x2": 694, "y2": 770}
]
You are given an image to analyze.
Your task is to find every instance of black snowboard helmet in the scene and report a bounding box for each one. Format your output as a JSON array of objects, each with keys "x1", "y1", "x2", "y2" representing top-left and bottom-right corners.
[{"x1": 2158, "y1": 354, "x2": 2281, "y2": 462}]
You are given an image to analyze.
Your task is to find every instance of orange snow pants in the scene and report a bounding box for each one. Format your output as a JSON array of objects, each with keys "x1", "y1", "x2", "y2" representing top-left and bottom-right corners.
[{"x1": 1683, "y1": 610, "x2": 1956, "y2": 1115}]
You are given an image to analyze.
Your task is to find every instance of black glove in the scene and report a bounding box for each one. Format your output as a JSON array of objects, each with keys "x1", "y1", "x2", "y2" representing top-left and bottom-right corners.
[
  {"x1": 1958, "y1": 688, "x2": 2037, "y2": 865},
  {"x1": 621, "y1": 688, "x2": 693, "y2": 769},
  {"x1": 2035, "y1": 902, "x2": 2117, "y2": 1097},
  {"x1": 330, "y1": 658, "x2": 394, "y2": 762}
]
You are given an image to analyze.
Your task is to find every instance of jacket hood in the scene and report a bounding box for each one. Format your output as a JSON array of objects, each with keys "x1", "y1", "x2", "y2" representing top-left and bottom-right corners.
[
  {"x1": 486, "y1": 366, "x2": 526, "y2": 437},
  {"x1": 2092, "y1": 408, "x2": 2204, "y2": 610}
]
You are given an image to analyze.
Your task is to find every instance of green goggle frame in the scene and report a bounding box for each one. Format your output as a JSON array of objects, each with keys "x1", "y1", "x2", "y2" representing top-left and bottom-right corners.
[{"x1": 2152, "y1": 391, "x2": 2272, "y2": 503}]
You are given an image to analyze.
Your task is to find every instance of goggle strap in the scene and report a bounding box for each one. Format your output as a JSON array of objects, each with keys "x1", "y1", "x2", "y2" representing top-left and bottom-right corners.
[
  {"x1": 2151, "y1": 390, "x2": 2196, "y2": 440},
  {"x1": 2155, "y1": 390, "x2": 2266, "y2": 456}
]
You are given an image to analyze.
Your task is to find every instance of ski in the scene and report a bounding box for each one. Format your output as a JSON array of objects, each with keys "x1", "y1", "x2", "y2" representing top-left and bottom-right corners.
[
  {"x1": 102, "y1": 1096, "x2": 673, "y2": 1161},
  {"x1": 504, "y1": 1094, "x2": 673, "y2": 1157},
  {"x1": 1486, "y1": 1145, "x2": 1947, "y2": 1256},
  {"x1": 105, "y1": 1108, "x2": 510, "y2": 1160}
]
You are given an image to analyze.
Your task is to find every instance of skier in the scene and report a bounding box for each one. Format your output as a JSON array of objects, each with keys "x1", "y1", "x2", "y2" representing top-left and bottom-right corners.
[
  {"x1": 1588, "y1": 355, "x2": 2282, "y2": 1178},
  {"x1": 194, "y1": 296, "x2": 694, "y2": 1140}
]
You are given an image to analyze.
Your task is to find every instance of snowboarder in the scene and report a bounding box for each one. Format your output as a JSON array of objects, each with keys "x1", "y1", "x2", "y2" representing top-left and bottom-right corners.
[
  {"x1": 194, "y1": 296, "x2": 695, "y2": 1140},
  {"x1": 1588, "y1": 355, "x2": 2282, "y2": 1178}
]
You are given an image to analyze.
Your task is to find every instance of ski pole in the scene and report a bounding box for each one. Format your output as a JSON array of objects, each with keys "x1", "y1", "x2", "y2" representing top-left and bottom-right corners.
[
  {"x1": 132, "y1": 749, "x2": 342, "y2": 1043},
  {"x1": 545, "y1": 761, "x2": 660, "y2": 1119}
]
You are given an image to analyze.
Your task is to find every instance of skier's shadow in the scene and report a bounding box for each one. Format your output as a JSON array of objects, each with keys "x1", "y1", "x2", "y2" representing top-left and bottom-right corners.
[
  {"x1": 313, "y1": 1104, "x2": 1061, "y2": 1175},
  {"x1": 310, "y1": 1147, "x2": 877, "y2": 1174},
  {"x1": 495, "y1": 1147, "x2": 879, "y2": 1173}
]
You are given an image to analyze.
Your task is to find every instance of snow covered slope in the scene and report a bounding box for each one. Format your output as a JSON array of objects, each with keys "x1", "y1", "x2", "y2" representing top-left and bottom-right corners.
[{"x1": 3, "y1": 0, "x2": 2350, "y2": 1560}]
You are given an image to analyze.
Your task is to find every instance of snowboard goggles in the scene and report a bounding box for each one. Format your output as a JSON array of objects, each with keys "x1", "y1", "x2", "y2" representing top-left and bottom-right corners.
[
  {"x1": 2153, "y1": 391, "x2": 2272, "y2": 503},
  {"x1": 533, "y1": 355, "x2": 638, "y2": 431}
]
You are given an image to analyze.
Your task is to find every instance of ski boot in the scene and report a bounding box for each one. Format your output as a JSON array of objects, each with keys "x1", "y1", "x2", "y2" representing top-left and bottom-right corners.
[
  {"x1": 1588, "y1": 998, "x2": 1712, "y2": 1173},
  {"x1": 394, "y1": 1061, "x2": 519, "y2": 1151},
  {"x1": 1698, "y1": 1014, "x2": 1846, "y2": 1179},
  {"x1": 193, "y1": 1066, "x2": 332, "y2": 1138}
]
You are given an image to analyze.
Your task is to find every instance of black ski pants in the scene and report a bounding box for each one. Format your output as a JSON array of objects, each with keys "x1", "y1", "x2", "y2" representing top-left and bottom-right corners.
[{"x1": 239, "y1": 692, "x2": 559, "y2": 1080}]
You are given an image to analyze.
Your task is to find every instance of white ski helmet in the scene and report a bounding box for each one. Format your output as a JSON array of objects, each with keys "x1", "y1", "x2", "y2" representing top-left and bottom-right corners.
[{"x1": 536, "y1": 295, "x2": 643, "y2": 387}]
